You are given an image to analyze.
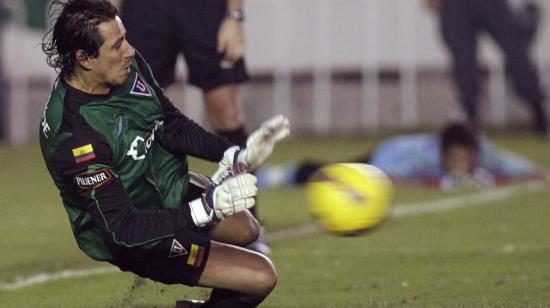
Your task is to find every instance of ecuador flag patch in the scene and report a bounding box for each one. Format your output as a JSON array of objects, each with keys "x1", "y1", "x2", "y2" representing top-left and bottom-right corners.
[
  {"x1": 187, "y1": 244, "x2": 205, "y2": 268},
  {"x1": 72, "y1": 144, "x2": 96, "y2": 163}
]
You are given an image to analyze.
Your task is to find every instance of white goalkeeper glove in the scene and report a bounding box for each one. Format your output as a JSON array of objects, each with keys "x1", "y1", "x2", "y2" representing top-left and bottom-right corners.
[
  {"x1": 212, "y1": 114, "x2": 290, "y2": 184},
  {"x1": 440, "y1": 168, "x2": 495, "y2": 190},
  {"x1": 188, "y1": 173, "x2": 258, "y2": 227}
]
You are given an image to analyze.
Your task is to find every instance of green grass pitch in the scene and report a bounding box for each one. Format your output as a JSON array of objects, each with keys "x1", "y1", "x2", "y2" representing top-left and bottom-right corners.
[{"x1": 1, "y1": 130, "x2": 549, "y2": 307}]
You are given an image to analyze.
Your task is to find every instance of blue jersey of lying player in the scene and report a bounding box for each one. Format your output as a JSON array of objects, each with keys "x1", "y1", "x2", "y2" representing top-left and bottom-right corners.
[
  {"x1": 367, "y1": 132, "x2": 538, "y2": 189},
  {"x1": 256, "y1": 123, "x2": 542, "y2": 190}
]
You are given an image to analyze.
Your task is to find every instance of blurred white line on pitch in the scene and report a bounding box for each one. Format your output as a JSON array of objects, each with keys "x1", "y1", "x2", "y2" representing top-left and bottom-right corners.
[
  {"x1": 270, "y1": 181, "x2": 546, "y2": 239},
  {"x1": 391, "y1": 181, "x2": 546, "y2": 217},
  {"x1": 0, "y1": 181, "x2": 545, "y2": 291},
  {"x1": 0, "y1": 267, "x2": 117, "y2": 291}
]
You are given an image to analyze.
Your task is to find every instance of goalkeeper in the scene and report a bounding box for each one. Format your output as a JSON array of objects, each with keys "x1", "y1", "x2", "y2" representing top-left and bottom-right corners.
[{"x1": 39, "y1": 1, "x2": 289, "y2": 307}]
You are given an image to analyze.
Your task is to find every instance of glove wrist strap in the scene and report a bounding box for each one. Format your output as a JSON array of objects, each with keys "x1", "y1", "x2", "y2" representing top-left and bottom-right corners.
[
  {"x1": 232, "y1": 148, "x2": 248, "y2": 174},
  {"x1": 188, "y1": 198, "x2": 213, "y2": 227}
]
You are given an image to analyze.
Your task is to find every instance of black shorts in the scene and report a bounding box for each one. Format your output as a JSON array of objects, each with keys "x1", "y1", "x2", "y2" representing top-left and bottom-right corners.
[
  {"x1": 110, "y1": 174, "x2": 212, "y2": 286},
  {"x1": 121, "y1": 0, "x2": 249, "y2": 90}
]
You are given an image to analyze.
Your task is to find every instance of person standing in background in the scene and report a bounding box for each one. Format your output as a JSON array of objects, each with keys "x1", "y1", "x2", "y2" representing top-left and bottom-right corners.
[
  {"x1": 114, "y1": 0, "x2": 248, "y2": 156},
  {"x1": 426, "y1": 0, "x2": 548, "y2": 137},
  {"x1": 0, "y1": 0, "x2": 8, "y2": 140},
  {"x1": 111, "y1": 0, "x2": 271, "y2": 254}
]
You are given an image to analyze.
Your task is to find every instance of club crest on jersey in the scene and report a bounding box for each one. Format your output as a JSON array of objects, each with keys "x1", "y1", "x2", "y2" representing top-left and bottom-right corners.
[
  {"x1": 130, "y1": 75, "x2": 152, "y2": 97},
  {"x1": 168, "y1": 239, "x2": 188, "y2": 258},
  {"x1": 73, "y1": 168, "x2": 112, "y2": 190}
]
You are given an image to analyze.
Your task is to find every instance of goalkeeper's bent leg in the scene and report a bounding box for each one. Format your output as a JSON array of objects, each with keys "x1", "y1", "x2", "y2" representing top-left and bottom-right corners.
[{"x1": 197, "y1": 241, "x2": 277, "y2": 307}]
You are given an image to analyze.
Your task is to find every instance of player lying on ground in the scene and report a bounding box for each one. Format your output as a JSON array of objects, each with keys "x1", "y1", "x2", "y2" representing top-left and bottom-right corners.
[
  {"x1": 39, "y1": 1, "x2": 289, "y2": 307},
  {"x1": 256, "y1": 123, "x2": 545, "y2": 190}
]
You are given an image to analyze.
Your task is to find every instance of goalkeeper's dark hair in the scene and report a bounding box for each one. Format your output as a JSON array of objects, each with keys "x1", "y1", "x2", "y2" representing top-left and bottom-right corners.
[
  {"x1": 439, "y1": 122, "x2": 479, "y2": 154},
  {"x1": 41, "y1": 0, "x2": 117, "y2": 77}
]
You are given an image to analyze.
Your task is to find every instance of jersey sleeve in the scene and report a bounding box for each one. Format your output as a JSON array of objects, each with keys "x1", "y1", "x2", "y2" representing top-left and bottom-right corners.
[
  {"x1": 53, "y1": 134, "x2": 195, "y2": 249},
  {"x1": 479, "y1": 140, "x2": 540, "y2": 182},
  {"x1": 134, "y1": 51, "x2": 233, "y2": 162},
  {"x1": 368, "y1": 135, "x2": 441, "y2": 181}
]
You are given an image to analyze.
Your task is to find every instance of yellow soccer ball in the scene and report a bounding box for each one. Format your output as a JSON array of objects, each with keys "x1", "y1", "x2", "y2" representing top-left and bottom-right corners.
[{"x1": 305, "y1": 163, "x2": 394, "y2": 235}]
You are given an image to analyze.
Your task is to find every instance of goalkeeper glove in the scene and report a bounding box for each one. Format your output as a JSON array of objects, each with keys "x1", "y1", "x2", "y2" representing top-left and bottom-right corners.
[
  {"x1": 188, "y1": 173, "x2": 257, "y2": 227},
  {"x1": 212, "y1": 114, "x2": 290, "y2": 184}
]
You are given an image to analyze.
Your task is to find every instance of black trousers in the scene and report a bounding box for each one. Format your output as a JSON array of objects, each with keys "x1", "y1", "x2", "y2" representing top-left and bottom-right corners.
[{"x1": 439, "y1": 0, "x2": 547, "y2": 133}]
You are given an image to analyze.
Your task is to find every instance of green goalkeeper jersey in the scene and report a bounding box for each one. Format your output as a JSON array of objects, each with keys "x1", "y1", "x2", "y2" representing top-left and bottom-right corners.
[{"x1": 39, "y1": 52, "x2": 231, "y2": 261}]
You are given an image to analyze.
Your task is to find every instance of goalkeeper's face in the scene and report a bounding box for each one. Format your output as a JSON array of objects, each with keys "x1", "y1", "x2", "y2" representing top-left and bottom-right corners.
[{"x1": 88, "y1": 16, "x2": 135, "y2": 88}]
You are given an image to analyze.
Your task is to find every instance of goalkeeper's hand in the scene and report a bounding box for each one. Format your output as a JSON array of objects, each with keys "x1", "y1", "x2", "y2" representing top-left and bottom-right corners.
[
  {"x1": 212, "y1": 114, "x2": 290, "y2": 184},
  {"x1": 188, "y1": 173, "x2": 257, "y2": 227}
]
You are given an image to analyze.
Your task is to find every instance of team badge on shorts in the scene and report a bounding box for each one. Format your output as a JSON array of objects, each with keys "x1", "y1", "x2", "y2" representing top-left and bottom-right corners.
[
  {"x1": 168, "y1": 239, "x2": 188, "y2": 258},
  {"x1": 187, "y1": 244, "x2": 206, "y2": 268},
  {"x1": 130, "y1": 75, "x2": 152, "y2": 97}
]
